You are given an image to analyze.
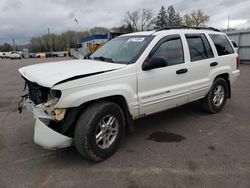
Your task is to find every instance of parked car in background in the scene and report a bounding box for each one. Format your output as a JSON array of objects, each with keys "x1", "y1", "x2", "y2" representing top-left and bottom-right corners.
[
  {"x1": 0, "y1": 52, "x2": 10, "y2": 59},
  {"x1": 54, "y1": 51, "x2": 68, "y2": 57},
  {"x1": 9, "y1": 51, "x2": 21, "y2": 59},
  {"x1": 45, "y1": 52, "x2": 53, "y2": 58},
  {"x1": 29, "y1": 53, "x2": 36, "y2": 58},
  {"x1": 19, "y1": 51, "x2": 24, "y2": 58},
  {"x1": 46, "y1": 51, "x2": 68, "y2": 58},
  {"x1": 35, "y1": 53, "x2": 41, "y2": 58}
]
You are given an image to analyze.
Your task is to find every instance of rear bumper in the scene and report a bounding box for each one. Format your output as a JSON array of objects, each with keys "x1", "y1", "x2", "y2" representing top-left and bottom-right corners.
[
  {"x1": 24, "y1": 99, "x2": 73, "y2": 150},
  {"x1": 231, "y1": 70, "x2": 240, "y2": 84}
]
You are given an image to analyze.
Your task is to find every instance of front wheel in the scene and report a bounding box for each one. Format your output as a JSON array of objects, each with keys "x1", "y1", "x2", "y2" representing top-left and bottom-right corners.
[
  {"x1": 201, "y1": 77, "x2": 229, "y2": 113},
  {"x1": 74, "y1": 101, "x2": 125, "y2": 162}
]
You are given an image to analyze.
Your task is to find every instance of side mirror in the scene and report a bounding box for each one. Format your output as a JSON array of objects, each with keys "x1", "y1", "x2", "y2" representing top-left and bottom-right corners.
[{"x1": 142, "y1": 58, "x2": 167, "y2": 71}]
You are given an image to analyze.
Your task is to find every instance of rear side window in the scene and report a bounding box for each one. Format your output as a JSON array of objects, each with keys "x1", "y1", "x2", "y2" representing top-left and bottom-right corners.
[
  {"x1": 186, "y1": 34, "x2": 214, "y2": 62},
  {"x1": 151, "y1": 37, "x2": 184, "y2": 66},
  {"x1": 209, "y1": 34, "x2": 234, "y2": 56}
]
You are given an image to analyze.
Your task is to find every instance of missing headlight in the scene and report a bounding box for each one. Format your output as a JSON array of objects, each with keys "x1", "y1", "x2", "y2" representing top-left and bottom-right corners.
[
  {"x1": 24, "y1": 79, "x2": 50, "y2": 105},
  {"x1": 36, "y1": 89, "x2": 61, "y2": 109},
  {"x1": 48, "y1": 89, "x2": 62, "y2": 100}
]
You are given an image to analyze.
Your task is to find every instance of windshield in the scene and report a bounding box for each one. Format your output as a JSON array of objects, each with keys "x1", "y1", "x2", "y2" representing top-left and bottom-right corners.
[{"x1": 90, "y1": 35, "x2": 154, "y2": 64}]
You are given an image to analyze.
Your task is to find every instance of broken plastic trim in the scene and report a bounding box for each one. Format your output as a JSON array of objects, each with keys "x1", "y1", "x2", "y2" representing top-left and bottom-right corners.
[
  {"x1": 22, "y1": 77, "x2": 50, "y2": 105},
  {"x1": 39, "y1": 117, "x2": 63, "y2": 133},
  {"x1": 54, "y1": 69, "x2": 116, "y2": 86},
  {"x1": 18, "y1": 94, "x2": 28, "y2": 113}
]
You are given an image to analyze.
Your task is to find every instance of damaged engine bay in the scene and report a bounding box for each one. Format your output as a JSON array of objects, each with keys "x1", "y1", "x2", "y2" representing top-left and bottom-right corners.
[{"x1": 18, "y1": 78, "x2": 75, "y2": 137}]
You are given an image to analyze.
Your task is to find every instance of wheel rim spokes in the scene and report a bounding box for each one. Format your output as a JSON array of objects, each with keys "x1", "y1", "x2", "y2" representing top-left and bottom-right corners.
[
  {"x1": 213, "y1": 85, "x2": 225, "y2": 107},
  {"x1": 95, "y1": 115, "x2": 118, "y2": 149}
]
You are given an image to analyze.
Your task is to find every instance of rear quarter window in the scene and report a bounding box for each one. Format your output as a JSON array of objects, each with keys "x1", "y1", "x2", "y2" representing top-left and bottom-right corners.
[{"x1": 209, "y1": 34, "x2": 234, "y2": 56}]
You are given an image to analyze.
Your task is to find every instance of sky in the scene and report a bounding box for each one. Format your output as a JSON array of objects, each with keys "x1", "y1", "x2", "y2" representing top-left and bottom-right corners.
[{"x1": 0, "y1": 0, "x2": 250, "y2": 44}]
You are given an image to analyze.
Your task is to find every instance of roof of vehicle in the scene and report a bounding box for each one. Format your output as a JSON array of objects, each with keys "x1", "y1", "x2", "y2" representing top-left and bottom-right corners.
[{"x1": 122, "y1": 27, "x2": 223, "y2": 37}]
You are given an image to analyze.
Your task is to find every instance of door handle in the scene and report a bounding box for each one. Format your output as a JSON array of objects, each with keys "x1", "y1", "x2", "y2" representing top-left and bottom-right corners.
[
  {"x1": 176, "y1": 68, "x2": 188, "y2": 74},
  {"x1": 210, "y1": 62, "x2": 218, "y2": 67}
]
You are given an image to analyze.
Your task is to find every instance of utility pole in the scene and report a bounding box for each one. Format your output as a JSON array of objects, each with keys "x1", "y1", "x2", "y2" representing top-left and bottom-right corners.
[
  {"x1": 48, "y1": 28, "x2": 53, "y2": 54},
  {"x1": 74, "y1": 18, "x2": 79, "y2": 49},
  {"x1": 227, "y1": 15, "x2": 230, "y2": 31},
  {"x1": 12, "y1": 38, "x2": 16, "y2": 51},
  {"x1": 75, "y1": 32, "x2": 79, "y2": 48}
]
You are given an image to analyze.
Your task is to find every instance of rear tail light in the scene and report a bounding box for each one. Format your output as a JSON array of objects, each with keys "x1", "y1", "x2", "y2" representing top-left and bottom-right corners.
[{"x1": 236, "y1": 56, "x2": 240, "y2": 69}]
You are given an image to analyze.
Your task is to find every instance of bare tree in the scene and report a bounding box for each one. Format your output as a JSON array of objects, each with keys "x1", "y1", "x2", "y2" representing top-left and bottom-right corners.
[
  {"x1": 111, "y1": 24, "x2": 134, "y2": 33},
  {"x1": 125, "y1": 10, "x2": 139, "y2": 31},
  {"x1": 89, "y1": 27, "x2": 110, "y2": 35},
  {"x1": 0, "y1": 43, "x2": 12, "y2": 52},
  {"x1": 124, "y1": 9, "x2": 154, "y2": 31},
  {"x1": 140, "y1": 8, "x2": 154, "y2": 31},
  {"x1": 183, "y1": 10, "x2": 209, "y2": 27}
]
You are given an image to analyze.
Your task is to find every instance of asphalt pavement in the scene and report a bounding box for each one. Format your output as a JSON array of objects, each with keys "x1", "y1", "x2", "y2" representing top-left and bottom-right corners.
[{"x1": 0, "y1": 58, "x2": 250, "y2": 188}]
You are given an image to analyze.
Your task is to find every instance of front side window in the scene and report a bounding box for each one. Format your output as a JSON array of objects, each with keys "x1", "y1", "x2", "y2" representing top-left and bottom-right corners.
[
  {"x1": 209, "y1": 34, "x2": 234, "y2": 56},
  {"x1": 150, "y1": 37, "x2": 184, "y2": 66},
  {"x1": 90, "y1": 36, "x2": 154, "y2": 64},
  {"x1": 186, "y1": 34, "x2": 214, "y2": 62}
]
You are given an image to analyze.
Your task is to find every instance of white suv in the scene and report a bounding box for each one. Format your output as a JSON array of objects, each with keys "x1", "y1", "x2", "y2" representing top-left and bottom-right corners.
[
  {"x1": 18, "y1": 27, "x2": 240, "y2": 161},
  {"x1": 10, "y1": 51, "x2": 22, "y2": 59}
]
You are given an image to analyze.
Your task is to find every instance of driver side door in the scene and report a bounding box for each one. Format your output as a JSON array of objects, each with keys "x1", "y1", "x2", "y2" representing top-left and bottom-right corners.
[{"x1": 137, "y1": 34, "x2": 189, "y2": 115}]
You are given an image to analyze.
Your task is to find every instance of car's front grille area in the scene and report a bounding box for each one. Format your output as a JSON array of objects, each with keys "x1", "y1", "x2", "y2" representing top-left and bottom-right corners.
[{"x1": 24, "y1": 79, "x2": 50, "y2": 105}]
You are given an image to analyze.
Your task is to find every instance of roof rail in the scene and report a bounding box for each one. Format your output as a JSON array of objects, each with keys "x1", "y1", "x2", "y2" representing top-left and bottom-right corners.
[{"x1": 155, "y1": 25, "x2": 220, "y2": 32}]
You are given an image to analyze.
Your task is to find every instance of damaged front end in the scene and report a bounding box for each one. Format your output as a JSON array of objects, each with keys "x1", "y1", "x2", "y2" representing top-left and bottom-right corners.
[{"x1": 18, "y1": 78, "x2": 73, "y2": 149}]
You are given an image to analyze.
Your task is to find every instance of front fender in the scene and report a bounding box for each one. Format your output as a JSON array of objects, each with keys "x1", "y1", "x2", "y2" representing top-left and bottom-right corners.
[{"x1": 54, "y1": 83, "x2": 138, "y2": 117}]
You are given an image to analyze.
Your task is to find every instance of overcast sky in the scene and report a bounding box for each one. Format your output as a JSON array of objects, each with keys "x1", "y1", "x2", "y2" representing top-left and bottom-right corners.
[{"x1": 0, "y1": 0, "x2": 250, "y2": 44}]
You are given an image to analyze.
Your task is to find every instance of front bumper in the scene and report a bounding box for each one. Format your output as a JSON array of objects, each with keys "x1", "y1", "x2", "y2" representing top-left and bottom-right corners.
[
  {"x1": 23, "y1": 99, "x2": 73, "y2": 150},
  {"x1": 34, "y1": 118, "x2": 72, "y2": 149}
]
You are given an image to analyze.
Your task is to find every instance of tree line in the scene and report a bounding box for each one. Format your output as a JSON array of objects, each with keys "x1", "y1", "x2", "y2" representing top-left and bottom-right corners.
[
  {"x1": 124, "y1": 6, "x2": 209, "y2": 31},
  {"x1": 0, "y1": 5, "x2": 209, "y2": 52}
]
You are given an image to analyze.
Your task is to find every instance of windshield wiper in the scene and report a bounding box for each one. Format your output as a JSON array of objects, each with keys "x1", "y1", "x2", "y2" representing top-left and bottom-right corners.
[{"x1": 93, "y1": 56, "x2": 114, "y2": 63}]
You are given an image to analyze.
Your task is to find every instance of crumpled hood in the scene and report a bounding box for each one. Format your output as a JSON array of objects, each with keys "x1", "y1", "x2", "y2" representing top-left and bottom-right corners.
[{"x1": 18, "y1": 59, "x2": 127, "y2": 88}]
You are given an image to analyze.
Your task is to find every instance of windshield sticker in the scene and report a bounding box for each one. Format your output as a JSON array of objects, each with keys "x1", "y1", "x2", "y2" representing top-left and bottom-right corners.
[{"x1": 127, "y1": 38, "x2": 145, "y2": 42}]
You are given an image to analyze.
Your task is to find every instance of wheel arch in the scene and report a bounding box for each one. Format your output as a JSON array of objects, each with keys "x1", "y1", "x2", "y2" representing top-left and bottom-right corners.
[
  {"x1": 61, "y1": 95, "x2": 134, "y2": 137},
  {"x1": 214, "y1": 73, "x2": 231, "y2": 98}
]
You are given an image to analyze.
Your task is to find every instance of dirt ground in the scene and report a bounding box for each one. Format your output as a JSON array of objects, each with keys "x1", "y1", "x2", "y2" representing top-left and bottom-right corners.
[{"x1": 0, "y1": 58, "x2": 249, "y2": 188}]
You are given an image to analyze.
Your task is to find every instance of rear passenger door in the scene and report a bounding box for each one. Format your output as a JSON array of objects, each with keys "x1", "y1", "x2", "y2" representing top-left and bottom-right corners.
[{"x1": 184, "y1": 33, "x2": 215, "y2": 102}]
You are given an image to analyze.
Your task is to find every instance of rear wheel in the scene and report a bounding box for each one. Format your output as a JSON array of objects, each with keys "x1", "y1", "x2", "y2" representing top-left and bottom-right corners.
[
  {"x1": 201, "y1": 77, "x2": 229, "y2": 113},
  {"x1": 74, "y1": 101, "x2": 125, "y2": 162}
]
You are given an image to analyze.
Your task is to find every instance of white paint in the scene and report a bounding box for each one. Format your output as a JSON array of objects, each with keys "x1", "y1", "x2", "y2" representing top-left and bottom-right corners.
[
  {"x1": 34, "y1": 118, "x2": 73, "y2": 150},
  {"x1": 19, "y1": 29, "x2": 240, "y2": 149},
  {"x1": 19, "y1": 59, "x2": 127, "y2": 87}
]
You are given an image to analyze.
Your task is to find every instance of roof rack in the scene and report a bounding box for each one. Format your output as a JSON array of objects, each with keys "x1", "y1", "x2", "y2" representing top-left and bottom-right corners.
[{"x1": 155, "y1": 25, "x2": 220, "y2": 32}]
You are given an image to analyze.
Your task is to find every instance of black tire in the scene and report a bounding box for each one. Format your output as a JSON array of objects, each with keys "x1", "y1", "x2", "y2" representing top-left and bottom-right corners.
[
  {"x1": 201, "y1": 77, "x2": 229, "y2": 113},
  {"x1": 74, "y1": 101, "x2": 125, "y2": 162}
]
